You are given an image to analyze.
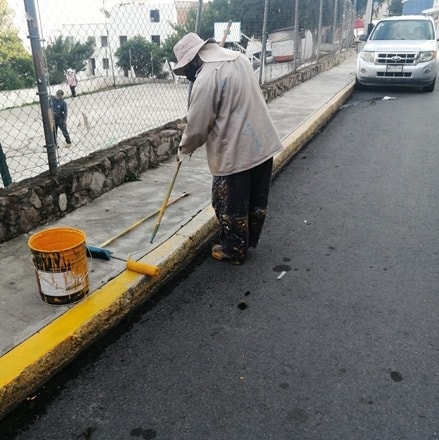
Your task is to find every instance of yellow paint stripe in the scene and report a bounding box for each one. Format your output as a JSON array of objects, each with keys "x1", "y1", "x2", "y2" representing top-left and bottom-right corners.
[{"x1": 0, "y1": 269, "x2": 139, "y2": 387}]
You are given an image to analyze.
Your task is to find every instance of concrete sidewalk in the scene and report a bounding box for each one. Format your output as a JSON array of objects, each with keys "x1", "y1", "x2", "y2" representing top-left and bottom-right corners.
[{"x1": 0, "y1": 54, "x2": 357, "y2": 417}]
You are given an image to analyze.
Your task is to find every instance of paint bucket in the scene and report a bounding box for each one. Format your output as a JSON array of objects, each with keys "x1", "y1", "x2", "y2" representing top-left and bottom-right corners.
[{"x1": 28, "y1": 227, "x2": 89, "y2": 305}]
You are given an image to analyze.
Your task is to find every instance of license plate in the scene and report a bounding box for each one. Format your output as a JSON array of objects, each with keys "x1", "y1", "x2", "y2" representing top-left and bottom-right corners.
[{"x1": 387, "y1": 65, "x2": 403, "y2": 73}]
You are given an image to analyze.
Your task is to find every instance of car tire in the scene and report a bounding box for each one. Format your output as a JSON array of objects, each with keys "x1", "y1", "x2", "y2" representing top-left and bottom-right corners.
[{"x1": 422, "y1": 78, "x2": 435, "y2": 93}]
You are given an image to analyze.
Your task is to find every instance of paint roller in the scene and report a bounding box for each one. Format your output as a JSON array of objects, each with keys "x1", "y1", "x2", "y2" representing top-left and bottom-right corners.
[{"x1": 86, "y1": 245, "x2": 159, "y2": 277}]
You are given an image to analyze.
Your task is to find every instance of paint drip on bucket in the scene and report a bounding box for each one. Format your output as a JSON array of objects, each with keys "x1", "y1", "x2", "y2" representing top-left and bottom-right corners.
[{"x1": 28, "y1": 227, "x2": 89, "y2": 305}]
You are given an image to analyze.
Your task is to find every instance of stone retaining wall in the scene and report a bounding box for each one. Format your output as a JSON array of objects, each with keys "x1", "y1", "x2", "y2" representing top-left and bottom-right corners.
[{"x1": 0, "y1": 50, "x2": 353, "y2": 244}]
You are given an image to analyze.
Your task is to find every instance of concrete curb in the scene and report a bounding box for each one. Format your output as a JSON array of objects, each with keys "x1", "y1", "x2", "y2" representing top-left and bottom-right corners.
[{"x1": 0, "y1": 80, "x2": 355, "y2": 418}]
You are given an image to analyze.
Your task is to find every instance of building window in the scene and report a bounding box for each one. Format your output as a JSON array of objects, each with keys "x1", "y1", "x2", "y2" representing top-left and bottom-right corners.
[
  {"x1": 151, "y1": 35, "x2": 160, "y2": 45},
  {"x1": 119, "y1": 35, "x2": 128, "y2": 45},
  {"x1": 103, "y1": 58, "x2": 110, "y2": 70},
  {"x1": 150, "y1": 9, "x2": 160, "y2": 22},
  {"x1": 101, "y1": 35, "x2": 108, "y2": 48},
  {"x1": 89, "y1": 58, "x2": 96, "y2": 75}
]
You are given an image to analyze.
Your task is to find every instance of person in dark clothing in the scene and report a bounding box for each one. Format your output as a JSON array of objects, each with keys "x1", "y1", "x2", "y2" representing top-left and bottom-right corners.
[{"x1": 50, "y1": 89, "x2": 71, "y2": 147}]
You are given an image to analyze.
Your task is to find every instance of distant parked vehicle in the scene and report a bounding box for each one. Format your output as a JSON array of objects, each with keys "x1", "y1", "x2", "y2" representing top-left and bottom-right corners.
[
  {"x1": 251, "y1": 51, "x2": 274, "y2": 67},
  {"x1": 356, "y1": 15, "x2": 438, "y2": 92}
]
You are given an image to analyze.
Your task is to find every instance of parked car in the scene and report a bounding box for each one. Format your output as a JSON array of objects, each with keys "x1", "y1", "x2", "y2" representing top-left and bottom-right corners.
[{"x1": 356, "y1": 15, "x2": 438, "y2": 92}]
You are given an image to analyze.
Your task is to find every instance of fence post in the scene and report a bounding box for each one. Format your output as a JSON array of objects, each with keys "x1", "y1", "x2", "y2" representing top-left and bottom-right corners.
[
  {"x1": 317, "y1": 0, "x2": 324, "y2": 60},
  {"x1": 259, "y1": 0, "x2": 269, "y2": 85},
  {"x1": 0, "y1": 143, "x2": 12, "y2": 187},
  {"x1": 293, "y1": 0, "x2": 300, "y2": 72},
  {"x1": 332, "y1": 0, "x2": 339, "y2": 53},
  {"x1": 23, "y1": 0, "x2": 58, "y2": 176}
]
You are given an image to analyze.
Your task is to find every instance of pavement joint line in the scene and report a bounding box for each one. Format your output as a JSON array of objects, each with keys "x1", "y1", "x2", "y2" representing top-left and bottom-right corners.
[{"x1": 0, "y1": 77, "x2": 356, "y2": 418}]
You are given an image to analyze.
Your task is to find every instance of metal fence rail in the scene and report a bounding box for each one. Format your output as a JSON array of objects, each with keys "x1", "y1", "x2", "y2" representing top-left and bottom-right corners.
[{"x1": 1, "y1": 0, "x2": 355, "y2": 188}]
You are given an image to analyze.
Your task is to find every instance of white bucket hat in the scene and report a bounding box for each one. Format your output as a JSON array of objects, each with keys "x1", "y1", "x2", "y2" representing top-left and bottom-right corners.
[{"x1": 173, "y1": 33, "x2": 216, "y2": 75}]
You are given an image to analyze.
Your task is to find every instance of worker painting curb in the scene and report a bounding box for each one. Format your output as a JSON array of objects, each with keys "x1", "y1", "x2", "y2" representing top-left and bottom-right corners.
[{"x1": 0, "y1": 77, "x2": 356, "y2": 418}]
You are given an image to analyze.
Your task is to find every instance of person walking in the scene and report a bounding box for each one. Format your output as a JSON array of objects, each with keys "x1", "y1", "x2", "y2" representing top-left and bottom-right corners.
[
  {"x1": 50, "y1": 90, "x2": 72, "y2": 147},
  {"x1": 66, "y1": 69, "x2": 78, "y2": 97},
  {"x1": 173, "y1": 33, "x2": 283, "y2": 265}
]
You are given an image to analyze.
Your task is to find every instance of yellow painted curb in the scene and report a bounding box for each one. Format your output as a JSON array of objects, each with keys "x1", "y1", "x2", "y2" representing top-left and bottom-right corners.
[{"x1": 0, "y1": 204, "x2": 217, "y2": 417}]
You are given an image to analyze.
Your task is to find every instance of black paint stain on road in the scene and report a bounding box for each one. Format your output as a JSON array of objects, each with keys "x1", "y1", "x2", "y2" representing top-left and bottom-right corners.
[
  {"x1": 130, "y1": 427, "x2": 157, "y2": 439},
  {"x1": 390, "y1": 371, "x2": 403, "y2": 382},
  {"x1": 273, "y1": 264, "x2": 292, "y2": 273},
  {"x1": 238, "y1": 301, "x2": 248, "y2": 310}
]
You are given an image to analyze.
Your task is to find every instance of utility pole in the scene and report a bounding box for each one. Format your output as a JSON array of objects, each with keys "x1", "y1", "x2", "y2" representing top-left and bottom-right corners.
[
  {"x1": 195, "y1": 0, "x2": 203, "y2": 33},
  {"x1": 364, "y1": 0, "x2": 374, "y2": 34},
  {"x1": 259, "y1": 0, "x2": 269, "y2": 85}
]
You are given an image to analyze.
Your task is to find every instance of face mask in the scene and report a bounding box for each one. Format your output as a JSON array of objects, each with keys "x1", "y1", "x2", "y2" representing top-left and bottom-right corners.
[{"x1": 185, "y1": 62, "x2": 199, "y2": 83}]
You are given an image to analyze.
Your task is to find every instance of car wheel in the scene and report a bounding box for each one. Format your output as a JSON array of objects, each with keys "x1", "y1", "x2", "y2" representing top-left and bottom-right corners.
[{"x1": 422, "y1": 79, "x2": 435, "y2": 93}]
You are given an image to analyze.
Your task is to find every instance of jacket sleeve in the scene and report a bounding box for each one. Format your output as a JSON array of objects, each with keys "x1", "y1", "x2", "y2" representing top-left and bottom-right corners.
[{"x1": 179, "y1": 67, "x2": 221, "y2": 155}]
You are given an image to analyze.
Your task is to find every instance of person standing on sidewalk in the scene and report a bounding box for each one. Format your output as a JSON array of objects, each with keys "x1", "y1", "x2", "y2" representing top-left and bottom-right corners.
[
  {"x1": 173, "y1": 33, "x2": 283, "y2": 265},
  {"x1": 50, "y1": 90, "x2": 72, "y2": 147},
  {"x1": 66, "y1": 69, "x2": 78, "y2": 97}
]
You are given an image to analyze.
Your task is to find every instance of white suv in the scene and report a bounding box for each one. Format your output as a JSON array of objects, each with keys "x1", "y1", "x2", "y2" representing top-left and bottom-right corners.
[{"x1": 356, "y1": 15, "x2": 438, "y2": 92}]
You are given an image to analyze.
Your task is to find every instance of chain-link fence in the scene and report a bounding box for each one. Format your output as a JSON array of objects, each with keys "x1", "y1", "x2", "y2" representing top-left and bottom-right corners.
[{"x1": 1, "y1": 0, "x2": 355, "y2": 189}]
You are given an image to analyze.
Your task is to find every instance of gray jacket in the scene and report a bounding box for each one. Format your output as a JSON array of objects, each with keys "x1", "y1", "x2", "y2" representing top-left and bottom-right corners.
[{"x1": 180, "y1": 47, "x2": 282, "y2": 176}]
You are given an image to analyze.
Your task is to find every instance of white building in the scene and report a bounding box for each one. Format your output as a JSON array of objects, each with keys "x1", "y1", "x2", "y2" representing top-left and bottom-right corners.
[{"x1": 61, "y1": 0, "x2": 197, "y2": 78}]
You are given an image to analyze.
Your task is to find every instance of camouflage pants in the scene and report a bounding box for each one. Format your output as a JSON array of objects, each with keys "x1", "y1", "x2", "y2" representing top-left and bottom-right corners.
[{"x1": 212, "y1": 158, "x2": 273, "y2": 261}]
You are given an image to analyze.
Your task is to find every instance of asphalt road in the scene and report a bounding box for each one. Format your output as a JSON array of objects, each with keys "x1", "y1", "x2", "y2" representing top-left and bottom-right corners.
[{"x1": 1, "y1": 86, "x2": 438, "y2": 439}]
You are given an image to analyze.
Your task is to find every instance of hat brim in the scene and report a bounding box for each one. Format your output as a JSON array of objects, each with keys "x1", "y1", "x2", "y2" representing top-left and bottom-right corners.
[{"x1": 173, "y1": 38, "x2": 216, "y2": 76}]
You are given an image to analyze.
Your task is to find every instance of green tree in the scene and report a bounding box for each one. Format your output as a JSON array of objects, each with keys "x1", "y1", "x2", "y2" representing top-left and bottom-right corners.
[
  {"x1": 388, "y1": 0, "x2": 402, "y2": 15},
  {"x1": 161, "y1": 0, "x2": 359, "y2": 65},
  {"x1": 356, "y1": 0, "x2": 368, "y2": 16},
  {"x1": 160, "y1": 30, "x2": 188, "y2": 66},
  {"x1": 115, "y1": 36, "x2": 164, "y2": 78},
  {"x1": 44, "y1": 36, "x2": 95, "y2": 85},
  {"x1": 165, "y1": 0, "x2": 351, "y2": 46},
  {"x1": 0, "y1": 0, "x2": 34, "y2": 90}
]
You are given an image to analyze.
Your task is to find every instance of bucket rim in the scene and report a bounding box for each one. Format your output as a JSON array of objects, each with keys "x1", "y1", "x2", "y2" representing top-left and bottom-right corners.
[{"x1": 28, "y1": 227, "x2": 86, "y2": 253}]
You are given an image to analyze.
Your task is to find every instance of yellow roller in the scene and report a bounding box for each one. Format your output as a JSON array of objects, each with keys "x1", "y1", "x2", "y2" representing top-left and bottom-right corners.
[
  {"x1": 87, "y1": 246, "x2": 160, "y2": 277},
  {"x1": 126, "y1": 259, "x2": 160, "y2": 277}
]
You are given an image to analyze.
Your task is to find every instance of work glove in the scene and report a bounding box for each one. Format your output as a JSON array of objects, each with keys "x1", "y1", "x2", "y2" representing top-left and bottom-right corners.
[{"x1": 176, "y1": 146, "x2": 192, "y2": 163}]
